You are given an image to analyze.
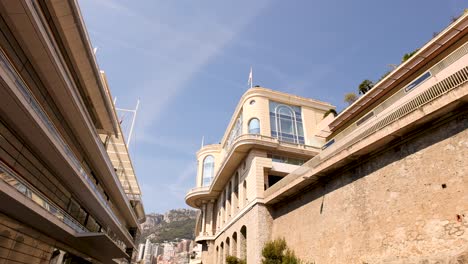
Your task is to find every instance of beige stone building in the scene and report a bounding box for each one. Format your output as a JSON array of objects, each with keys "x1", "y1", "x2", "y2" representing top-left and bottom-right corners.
[
  {"x1": 0, "y1": 1, "x2": 145, "y2": 263},
  {"x1": 186, "y1": 87, "x2": 335, "y2": 264},
  {"x1": 186, "y1": 12, "x2": 468, "y2": 264}
]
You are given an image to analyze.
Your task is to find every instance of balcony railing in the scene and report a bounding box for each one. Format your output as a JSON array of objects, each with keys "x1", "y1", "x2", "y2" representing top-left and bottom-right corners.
[
  {"x1": 29, "y1": 2, "x2": 137, "y2": 225},
  {"x1": 0, "y1": 162, "x2": 88, "y2": 233},
  {"x1": 126, "y1": 193, "x2": 142, "y2": 201},
  {"x1": 309, "y1": 66, "x2": 468, "y2": 171},
  {"x1": 222, "y1": 133, "x2": 318, "y2": 159},
  {"x1": 0, "y1": 49, "x2": 132, "y2": 243},
  {"x1": 187, "y1": 134, "x2": 321, "y2": 207},
  {"x1": 187, "y1": 186, "x2": 210, "y2": 194},
  {"x1": 0, "y1": 162, "x2": 127, "y2": 251}
]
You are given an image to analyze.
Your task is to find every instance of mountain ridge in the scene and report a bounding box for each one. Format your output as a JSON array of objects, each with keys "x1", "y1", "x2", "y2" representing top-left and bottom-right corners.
[{"x1": 138, "y1": 208, "x2": 197, "y2": 244}]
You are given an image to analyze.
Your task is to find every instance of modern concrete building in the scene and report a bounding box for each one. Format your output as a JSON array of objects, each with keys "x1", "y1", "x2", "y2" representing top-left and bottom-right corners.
[
  {"x1": 0, "y1": 1, "x2": 145, "y2": 263},
  {"x1": 186, "y1": 12, "x2": 468, "y2": 264}
]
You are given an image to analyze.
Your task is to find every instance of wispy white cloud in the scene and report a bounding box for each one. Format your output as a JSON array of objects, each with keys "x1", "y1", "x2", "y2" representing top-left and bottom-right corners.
[
  {"x1": 167, "y1": 161, "x2": 198, "y2": 195},
  {"x1": 80, "y1": 0, "x2": 272, "y2": 212},
  {"x1": 82, "y1": 0, "x2": 271, "y2": 139}
]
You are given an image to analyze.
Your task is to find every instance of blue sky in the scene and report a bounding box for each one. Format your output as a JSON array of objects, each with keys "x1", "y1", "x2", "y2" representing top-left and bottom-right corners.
[{"x1": 79, "y1": 0, "x2": 465, "y2": 213}]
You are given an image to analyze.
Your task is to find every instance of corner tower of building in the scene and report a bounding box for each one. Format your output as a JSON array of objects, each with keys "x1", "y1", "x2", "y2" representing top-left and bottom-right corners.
[{"x1": 185, "y1": 87, "x2": 334, "y2": 263}]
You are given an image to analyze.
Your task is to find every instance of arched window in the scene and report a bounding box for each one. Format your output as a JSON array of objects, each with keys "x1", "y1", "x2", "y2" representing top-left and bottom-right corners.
[
  {"x1": 278, "y1": 106, "x2": 294, "y2": 135},
  {"x1": 240, "y1": 226, "x2": 247, "y2": 260},
  {"x1": 225, "y1": 237, "x2": 230, "y2": 257},
  {"x1": 232, "y1": 232, "x2": 238, "y2": 257},
  {"x1": 269, "y1": 101, "x2": 304, "y2": 144},
  {"x1": 202, "y1": 155, "x2": 215, "y2": 186},
  {"x1": 220, "y1": 242, "x2": 224, "y2": 264},
  {"x1": 248, "y1": 118, "x2": 260, "y2": 134}
]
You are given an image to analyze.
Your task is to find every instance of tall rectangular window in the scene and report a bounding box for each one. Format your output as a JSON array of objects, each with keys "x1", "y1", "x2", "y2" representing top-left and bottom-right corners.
[
  {"x1": 269, "y1": 101, "x2": 305, "y2": 144},
  {"x1": 226, "y1": 112, "x2": 243, "y2": 148}
]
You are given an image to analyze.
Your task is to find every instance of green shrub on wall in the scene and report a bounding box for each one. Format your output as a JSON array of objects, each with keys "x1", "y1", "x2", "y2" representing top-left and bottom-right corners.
[
  {"x1": 226, "y1": 255, "x2": 246, "y2": 264},
  {"x1": 262, "y1": 238, "x2": 313, "y2": 264}
]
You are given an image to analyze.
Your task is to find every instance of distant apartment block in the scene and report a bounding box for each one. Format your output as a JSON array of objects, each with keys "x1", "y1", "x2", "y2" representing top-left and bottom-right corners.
[
  {"x1": 0, "y1": 1, "x2": 145, "y2": 263},
  {"x1": 186, "y1": 13, "x2": 468, "y2": 264},
  {"x1": 135, "y1": 239, "x2": 194, "y2": 264}
]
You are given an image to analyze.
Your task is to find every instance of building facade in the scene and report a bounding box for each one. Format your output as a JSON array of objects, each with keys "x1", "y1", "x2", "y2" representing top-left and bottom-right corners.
[
  {"x1": 0, "y1": 1, "x2": 145, "y2": 263},
  {"x1": 186, "y1": 87, "x2": 334, "y2": 263},
  {"x1": 186, "y1": 12, "x2": 468, "y2": 264}
]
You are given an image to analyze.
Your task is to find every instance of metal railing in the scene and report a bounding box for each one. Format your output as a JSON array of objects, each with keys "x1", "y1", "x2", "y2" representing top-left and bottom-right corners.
[
  {"x1": 223, "y1": 133, "x2": 318, "y2": 157},
  {"x1": 0, "y1": 49, "x2": 132, "y2": 242},
  {"x1": 0, "y1": 162, "x2": 88, "y2": 233},
  {"x1": 309, "y1": 66, "x2": 468, "y2": 170},
  {"x1": 30, "y1": 0, "x2": 137, "y2": 225},
  {"x1": 188, "y1": 133, "x2": 319, "y2": 198},
  {"x1": 187, "y1": 186, "x2": 210, "y2": 194}
]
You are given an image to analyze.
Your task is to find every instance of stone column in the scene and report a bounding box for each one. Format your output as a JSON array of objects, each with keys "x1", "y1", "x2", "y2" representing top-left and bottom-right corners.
[
  {"x1": 232, "y1": 177, "x2": 238, "y2": 216},
  {"x1": 221, "y1": 192, "x2": 225, "y2": 227},
  {"x1": 226, "y1": 186, "x2": 231, "y2": 221},
  {"x1": 201, "y1": 202, "x2": 207, "y2": 235},
  {"x1": 238, "y1": 178, "x2": 244, "y2": 209},
  {"x1": 206, "y1": 200, "x2": 214, "y2": 235},
  {"x1": 216, "y1": 201, "x2": 221, "y2": 230}
]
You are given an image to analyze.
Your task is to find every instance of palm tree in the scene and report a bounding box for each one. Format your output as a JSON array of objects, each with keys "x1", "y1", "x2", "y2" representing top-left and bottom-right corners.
[
  {"x1": 358, "y1": 79, "x2": 374, "y2": 95},
  {"x1": 344, "y1": 92, "x2": 358, "y2": 105}
]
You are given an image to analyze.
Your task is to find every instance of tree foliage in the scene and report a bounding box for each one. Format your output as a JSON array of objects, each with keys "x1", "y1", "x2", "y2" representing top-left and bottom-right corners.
[
  {"x1": 150, "y1": 218, "x2": 195, "y2": 243},
  {"x1": 226, "y1": 255, "x2": 246, "y2": 264},
  {"x1": 323, "y1": 109, "x2": 338, "y2": 118},
  {"x1": 358, "y1": 79, "x2": 374, "y2": 95},
  {"x1": 262, "y1": 238, "x2": 312, "y2": 264},
  {"x1": 401, "y1": 49, "x2": 419, "y2": 63},
  {"x1": 344, "y1": 92, "x2": 358, "y2": 105}
]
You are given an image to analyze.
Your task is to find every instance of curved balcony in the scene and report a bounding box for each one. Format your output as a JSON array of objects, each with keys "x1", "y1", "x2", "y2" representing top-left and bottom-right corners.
[
  {"x1": 186, "y1": 133, "x2": 320, "y2": 208},
  {"x1": 185, "y1": 186, "x2": 216, "y2": 208},
  {"x1": 195, "y1": 234, "x2": 216, "y2": 243}
]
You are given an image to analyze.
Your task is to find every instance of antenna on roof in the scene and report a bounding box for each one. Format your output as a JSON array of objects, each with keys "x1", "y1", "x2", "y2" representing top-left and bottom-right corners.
[
  {"x1": 115, "y1": 99, "x2": 140, "y2": 149},
  {"x1": 247, "y1": 66, "x2": 253, "y2": 89},
  {"x1": 127, "y1": 99, "x2": 139, "y2": 149},
  {"x1": 93, "y1": 47, "x2": 98, "y2": 55},
  {"x1": 201, "y1": 136, "x2": 205, "y2": 148}
]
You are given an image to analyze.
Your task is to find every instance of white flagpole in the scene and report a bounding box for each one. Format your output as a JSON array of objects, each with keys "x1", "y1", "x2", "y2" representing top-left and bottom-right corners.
[
  {"x1": 250, "y1": 66, "x2": 253, "y2": 88},
  {"x1": 248, "y1": 66, "x2": 253, "y2": 89}
]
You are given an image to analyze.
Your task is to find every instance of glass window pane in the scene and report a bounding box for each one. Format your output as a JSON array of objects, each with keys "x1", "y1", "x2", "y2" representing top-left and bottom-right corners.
[
  {"x1": 248, "y1": 118, "x2": 260, "y2": 134},
  {"x1": 280, "y1": 118, "x2": 293, "y2": 134},
  {"x1": 202, "y1": 155, "x2": 215, "y2": 186},
  {"x1": 269, "y1": 100, "x2": 304, "y2": 144}
]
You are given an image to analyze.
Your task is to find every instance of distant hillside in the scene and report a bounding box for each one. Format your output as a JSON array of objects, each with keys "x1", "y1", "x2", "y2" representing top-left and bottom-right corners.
[{"x1": 138, "y1": 209, "x2": 197, "y2": 244}]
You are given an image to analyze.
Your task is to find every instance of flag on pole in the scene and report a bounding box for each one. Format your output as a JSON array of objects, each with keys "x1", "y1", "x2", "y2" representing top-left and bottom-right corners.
[{"x1": 247, "y1": 67, "x2": 253, "y2": 88}]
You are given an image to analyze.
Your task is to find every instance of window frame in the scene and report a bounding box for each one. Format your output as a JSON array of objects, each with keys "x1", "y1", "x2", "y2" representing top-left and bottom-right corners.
[
  {"x1": 248, "y1": 118, "x2": 260, "y2": 134},
  {"x1": 270, "y1": 102, "x2": 304, "y2": 144},
  {"x1": 202, "y1": 155, "x2": 215, "y2": 186}
]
